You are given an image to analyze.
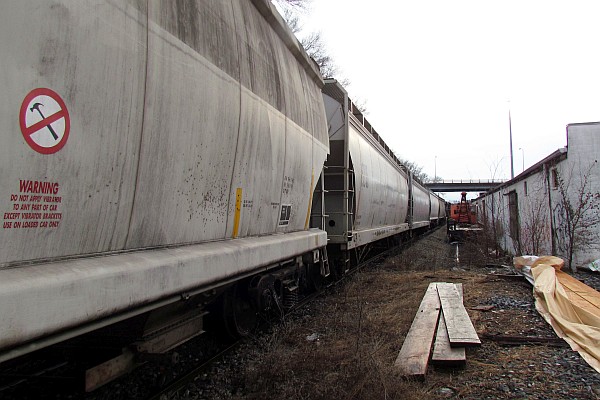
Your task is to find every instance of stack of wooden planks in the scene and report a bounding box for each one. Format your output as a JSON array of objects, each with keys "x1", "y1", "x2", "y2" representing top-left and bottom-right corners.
[{"x1": 394, "y1": 282, "x2": 480, "y2": 378}]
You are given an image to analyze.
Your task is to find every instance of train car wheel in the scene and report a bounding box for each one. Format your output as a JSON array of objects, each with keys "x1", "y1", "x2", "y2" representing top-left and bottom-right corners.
[
  {"x1": 307, "y1": 264, "x2": 324, "y2": 291},
  {"x1": 222, "y1": 283, "x2": 257, "y2": 338}
]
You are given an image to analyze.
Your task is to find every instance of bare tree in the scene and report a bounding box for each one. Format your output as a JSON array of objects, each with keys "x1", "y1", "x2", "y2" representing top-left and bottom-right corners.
[
  {"x1": 480, "y1": 158, "x2": 508, "y2": 260},
  {"x1": 275, "y1": 0, "x2": 351, "y2": 87},
  {"x1": 518, "y1": 175, "x2": 551, "y2": 255},
  {"x1": 351, "y1": 97, "x2": 369, "y2": 115},
  {"x1": 300, "y1": 31, "x2": 352, "y2": 87},
  {"x1": 396, "y1": 158, "x2": 431, "y2": 183},
  {"x1": 273, "y1": 0, "x2": 307, "y2": 34},
  {"x1": 553, "y1": 161, "x2": 600, "y2": 271},
  {"x1": 300, "y1": 32, "x2": 337, "y2": 78},
  {"x1": 276, "y1": 0, "x2": 307, "y2": 9},
  {"x1": 479, "y1": 189, "x2": 507, "y2": 260},
  {"x1": 281, "y1": 8, "x2": 301, "y2": 34}
]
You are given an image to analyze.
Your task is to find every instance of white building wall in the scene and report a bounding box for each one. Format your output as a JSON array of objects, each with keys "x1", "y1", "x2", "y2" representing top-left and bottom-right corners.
[
  {"x1": 558, "y1": 124, "x2": 600, "y2": 266},
  {"x1": 477, "y1": 122, "x2": 600, "y2": 269}
]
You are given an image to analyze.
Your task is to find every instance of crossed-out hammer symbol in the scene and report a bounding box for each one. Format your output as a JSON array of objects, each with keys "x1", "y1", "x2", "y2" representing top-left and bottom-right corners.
[{"x1": 30, "y1": 102, "x2": 58, "y2": 140}]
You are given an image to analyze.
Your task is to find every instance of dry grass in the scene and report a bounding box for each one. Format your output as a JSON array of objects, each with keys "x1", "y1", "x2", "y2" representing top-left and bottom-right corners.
[{"x1": 216, "y1": 228, "x2": 600, "y2": 400}]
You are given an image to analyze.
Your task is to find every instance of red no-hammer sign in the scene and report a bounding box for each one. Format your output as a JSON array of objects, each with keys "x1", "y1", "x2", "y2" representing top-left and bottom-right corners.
[{"x1": 19, "y1": 88, "x2": 70, "y2": 154}]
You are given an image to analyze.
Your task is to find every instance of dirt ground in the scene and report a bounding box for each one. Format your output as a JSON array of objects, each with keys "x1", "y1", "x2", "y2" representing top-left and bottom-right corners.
[{"x1": 186, "y1": 227, "x2": 600, "y2": 400}]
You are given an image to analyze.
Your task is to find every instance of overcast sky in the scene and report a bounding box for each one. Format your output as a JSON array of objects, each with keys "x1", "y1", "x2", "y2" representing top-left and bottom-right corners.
[{"x1": 296, "y1": 0, "x2": 600, "y2": 201}]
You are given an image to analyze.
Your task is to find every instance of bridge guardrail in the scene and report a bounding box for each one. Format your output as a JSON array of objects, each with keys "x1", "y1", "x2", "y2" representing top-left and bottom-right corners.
[{"x1": 427, "y1": 179, "x2": 506, "y2": 184}]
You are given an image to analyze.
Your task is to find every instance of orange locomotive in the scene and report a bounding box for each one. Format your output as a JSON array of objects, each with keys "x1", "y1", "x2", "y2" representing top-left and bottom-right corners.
[{"x1": 449, "y1": 192, "x2": 477, "y2": 225}]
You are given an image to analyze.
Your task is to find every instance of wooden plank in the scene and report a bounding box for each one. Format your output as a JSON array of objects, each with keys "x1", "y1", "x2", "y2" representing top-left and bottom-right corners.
[
  {"x1": 456, "y1": 283, "x2": 463, "y2": 301},
  {"x1": 394, "y1": 283, "x2": 441, "y2": 377},
  {"x1": 437, "y1": 282, "x2": 481, "y2": 347},
  {"x1": 431, "y1": 311, "x2": 467, "y2": 365},
  {"x1": 432, "y1": 283, "x2": 466, "y2": 365}
]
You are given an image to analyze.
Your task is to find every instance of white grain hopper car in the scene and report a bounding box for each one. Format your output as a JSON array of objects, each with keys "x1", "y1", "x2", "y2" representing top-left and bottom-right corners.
[
  {"x1": 0, "y1": 0, "x2": 329, "y2": 379},
  {"x1": 315, "y1": 80, "x2": 443, "y2": 270}
]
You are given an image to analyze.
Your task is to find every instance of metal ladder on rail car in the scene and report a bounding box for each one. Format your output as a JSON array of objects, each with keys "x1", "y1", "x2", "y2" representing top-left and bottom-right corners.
[
  {"x1": 310, "y1": 170, "x2": 331, "y2": 278},
  {"x1": 323, "y1": 164, "x2": 355, "y2": 273},
  {"x1": 344, "y1": 167, "x2": 355, "y2": 273}
]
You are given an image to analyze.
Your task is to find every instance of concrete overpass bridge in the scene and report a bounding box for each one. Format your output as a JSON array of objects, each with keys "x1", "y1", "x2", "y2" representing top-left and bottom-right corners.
[{"x1": 425, "y1": 179, "x2": 505, "y2": 192}]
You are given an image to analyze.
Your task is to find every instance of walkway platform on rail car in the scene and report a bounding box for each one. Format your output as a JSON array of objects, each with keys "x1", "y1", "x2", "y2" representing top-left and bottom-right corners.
[{"x1": 0, "y1": 229, "x2": 327, "y2": 364}]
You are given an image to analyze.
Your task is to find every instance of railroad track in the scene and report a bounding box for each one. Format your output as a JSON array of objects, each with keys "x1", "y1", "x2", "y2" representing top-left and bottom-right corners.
[
  {"x1": 146, "y1": 342, "x2": 240, "y2": 400},
  {"x1": 0, "y1": 360, "x2": 70, "y2": 392}
]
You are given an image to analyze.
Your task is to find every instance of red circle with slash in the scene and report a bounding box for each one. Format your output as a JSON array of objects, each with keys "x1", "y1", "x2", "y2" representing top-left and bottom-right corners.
[{"x1": 19, "y1": 88, "x2": 70, "y2": 154}]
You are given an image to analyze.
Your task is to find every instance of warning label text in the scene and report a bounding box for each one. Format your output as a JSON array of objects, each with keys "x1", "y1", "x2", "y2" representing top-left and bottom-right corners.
[{"x1": 3, "y1": 180, "x2": 63, "y2": 229}]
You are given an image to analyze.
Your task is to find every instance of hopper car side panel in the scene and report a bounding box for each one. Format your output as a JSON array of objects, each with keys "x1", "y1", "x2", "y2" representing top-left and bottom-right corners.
[
  {"x1": 0, "y1": 1, "x2": 147, "y2": 265},
  {"x1": 428, "y1": 193, "x2": 447, "y2": 226},
  {"x1": 127, "y1": 3, "x2": 241, "y2": 245},
  {"x1": 349, "y1": 121, "x2": 409, "y2": 247},
  {"x1": 230, "y1": 90, "x2": 287, "y2": 235},
  {"x1": 439, "y1": 196, "x2": 447, "y2": 219},
  {"x1": 227, "y1": 0, "x2": 328, "y2": 236},
  {"x1": 127, "y1": 1, "x2": 328, "y2": 245},
  {"x1": 411, "y1": 181, "x2": 431, "y2": 229},
  {"x1": 429, "y1": 193, "x2": 440, "y2": 221},
  {"x1": 1, "y1": 0, "x2": 328, "y2": 264}
]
